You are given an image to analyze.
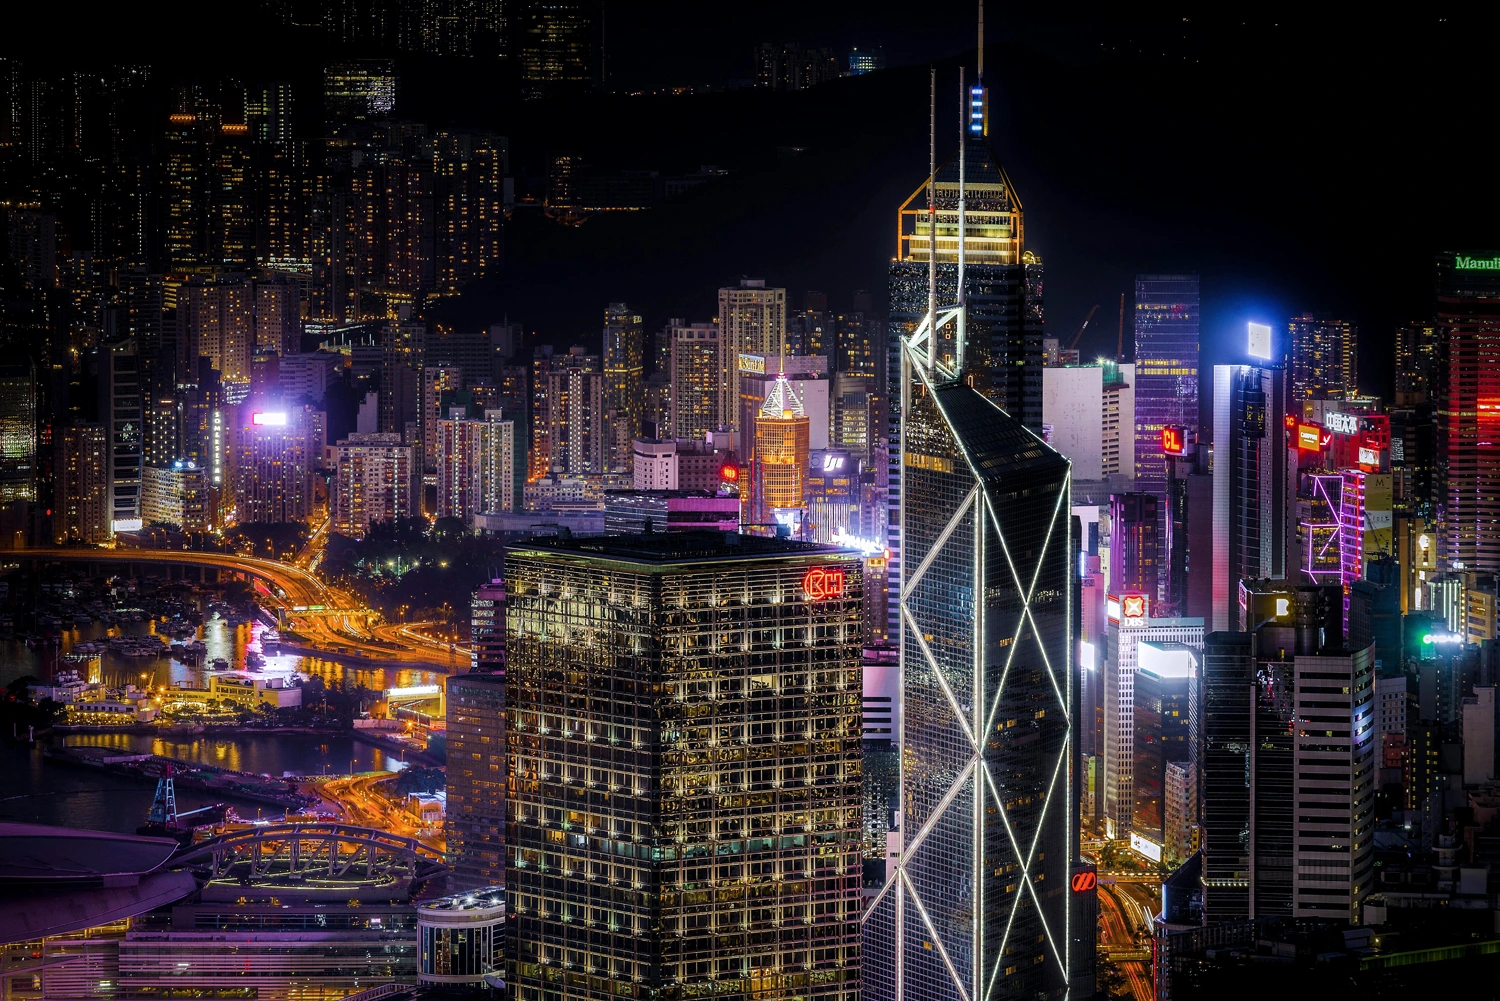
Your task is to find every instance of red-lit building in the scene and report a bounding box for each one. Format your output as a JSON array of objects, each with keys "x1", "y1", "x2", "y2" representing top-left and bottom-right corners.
[{"x1": 1436, "y1": 252, "x2": 1500, "y2": 573}]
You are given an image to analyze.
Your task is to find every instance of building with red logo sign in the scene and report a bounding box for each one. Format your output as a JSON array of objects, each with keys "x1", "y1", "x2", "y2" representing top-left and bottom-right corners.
[{"x1": 503, "y1": 532, "x2": 863, "y2": 1001}]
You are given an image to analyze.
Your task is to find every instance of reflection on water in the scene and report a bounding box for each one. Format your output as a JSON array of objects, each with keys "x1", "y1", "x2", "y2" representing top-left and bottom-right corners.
[
  {"x1": 61, "y1": 731, "x2": 408, "y2": 776},
  {"x1": 0, "y1": 617, "x2": 442, "y2": 693}
]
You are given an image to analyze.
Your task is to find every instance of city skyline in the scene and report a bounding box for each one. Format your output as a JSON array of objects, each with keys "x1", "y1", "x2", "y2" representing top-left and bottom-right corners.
[{"x1": 7, "y1": 5, "x2": 1500, "y2": 1001}]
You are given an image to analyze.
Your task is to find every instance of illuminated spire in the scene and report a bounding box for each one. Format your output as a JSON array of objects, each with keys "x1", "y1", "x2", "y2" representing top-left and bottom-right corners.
[{"x1": 760, "y1": 373, "x2": 804, "y2": 418}]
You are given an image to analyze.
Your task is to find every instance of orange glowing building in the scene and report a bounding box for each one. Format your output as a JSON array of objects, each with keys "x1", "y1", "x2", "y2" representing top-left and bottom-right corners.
[{"x1": 750, "y1": 373, "x2": 810, "y2": 532}]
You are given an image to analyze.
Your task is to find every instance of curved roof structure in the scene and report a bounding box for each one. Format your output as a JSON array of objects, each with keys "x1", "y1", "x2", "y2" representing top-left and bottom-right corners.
[{"x1": 0, "y1": 823, "x2": 199, "y2": 945}]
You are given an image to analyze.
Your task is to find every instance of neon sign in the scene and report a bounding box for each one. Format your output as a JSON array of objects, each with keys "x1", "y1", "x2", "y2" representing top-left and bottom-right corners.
[
  {"x1": 1456, "y1": 254, "x2": 1500, "y2": 270},
  {"x1": 252, "y1": 412, "x2": 288, "y2": 426},
  {"x1": 1325, "y1": 411, "x2": 1358, "y2": 435},
  {"x1": 719, "y1": 464, "x2": 739, "y2": 482},
  {"x1": 1071, "y1": 871, "x2": 1097, "y2": 893},
  {"x1": 1297, "y1": 424, "x2": 1324, "y2": 451},
  {"x1": 1358, "y1": 446, "x2": 1378, "y2": 466},
  {"x1": 802, "y1": 566, "x2": 846, "y2": 601},
  {"x1": 1122, "y1": 594, "x2": 1148, "y2": 620},
  {"x1": 1161, "y1": 426, "x2": 1186, "y2": 455}
]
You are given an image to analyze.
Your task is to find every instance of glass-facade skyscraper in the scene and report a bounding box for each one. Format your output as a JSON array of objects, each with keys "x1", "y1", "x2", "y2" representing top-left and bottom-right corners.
[
  {"x1": 504, "y1": 532, "x2": 864, "y2": 1001},
  {"x1": 866, "y1": 359, "x2": 1073, "y2": 998},
  {"x1": 1132, "y1": 274, "x2": 1200, "y2": 598}
]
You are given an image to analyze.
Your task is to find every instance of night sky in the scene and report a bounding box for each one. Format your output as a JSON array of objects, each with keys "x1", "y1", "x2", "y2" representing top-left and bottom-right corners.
[{"x1": 13, "y1": 7, "x2": 1500, "y2": 416}]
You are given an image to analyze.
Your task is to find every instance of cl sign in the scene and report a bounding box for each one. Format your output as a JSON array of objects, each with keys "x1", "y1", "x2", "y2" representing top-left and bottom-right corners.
[
  {"x1": 1071, "y1": 871, "x2": 1098, "y2": 893},
  {"x1": 802, "y1": 567, "x2": 846, "y2": 601}
]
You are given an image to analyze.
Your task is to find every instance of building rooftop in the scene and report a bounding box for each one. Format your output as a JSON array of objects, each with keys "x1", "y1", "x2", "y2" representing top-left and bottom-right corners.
[{"x1": 509, "y1": 530, "x2": 851, "y2": 564}]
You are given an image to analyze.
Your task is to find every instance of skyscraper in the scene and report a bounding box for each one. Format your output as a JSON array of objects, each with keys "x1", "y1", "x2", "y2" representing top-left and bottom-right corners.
[
  {"x1": 603, "y1": 302, "x2": 644, "y2": 474},
  {"x1": 1132, "y1": 642, "x2": 1197, "y2": 855},
  {"x1": 1436, "y1": 251, "x2": 1500, "y2": 573},
  {"x1": 1211, "y1": 361, "x2": 1294, "y2": 631},
  {"x1": 719, "y1": 280, "x2": 787, "y2": 451},
  {"x1": 1102, "y1": 607, "x2": 1204, "y2": 840},
  {"x1": 504, "y1": 533, "x2": 864, "y2": 1000},
  {"x1": 230, "y1": 402, "x2": 318, "y2": 524},
  {"x1": 749, "y1": 373, "x2": 810, "y2": 531},
  {"x1": 101, "y1": 339, "x2": 144, "y2": 533},
  {"x1": 1109, "y1": 492, "x2": 1159, "y2": 596},
  {"x1": 667, "y1": 321, "x2": 725, "y2": 442},
  {"x1": 446, "y1": 669, "x2": 507, "y2": 892},
  {"x1": 1288, "y1": 314, "x2": 1358, "y2": 418},
  {"x1": 1133, "y1": 274, "x2": 1200, "y2": 596},
  {"x1": 877, "y1": 360, "x2": 1073, "y2": 998},
  {"x1": 1200, "y1": 585, "x2": 1373, "y2": 923}
]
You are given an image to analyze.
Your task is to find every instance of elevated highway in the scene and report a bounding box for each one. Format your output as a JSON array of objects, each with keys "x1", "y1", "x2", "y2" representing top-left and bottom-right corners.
[{"x1": 8, "y1": 548, "x2": 460, "y2": 667}]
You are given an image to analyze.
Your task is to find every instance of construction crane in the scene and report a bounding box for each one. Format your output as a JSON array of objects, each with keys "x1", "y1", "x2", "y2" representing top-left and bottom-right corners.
[
  {"x1": 1067, "y1": 304, "x2": 1099, "y2": 351},
  {"x1": 139, "y1": 765, "x2": 223, "y2": 842}
]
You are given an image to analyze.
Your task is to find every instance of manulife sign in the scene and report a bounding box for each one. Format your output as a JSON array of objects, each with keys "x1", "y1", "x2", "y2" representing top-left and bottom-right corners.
[{"x1": 1455, "y1": 254, "x2": 1500, "y2": 270}]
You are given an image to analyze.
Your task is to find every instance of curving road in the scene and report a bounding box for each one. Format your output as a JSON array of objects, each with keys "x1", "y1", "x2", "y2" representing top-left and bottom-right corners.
[{"x1": 11, "y1": 547, "x2": 465, "y2": 668}]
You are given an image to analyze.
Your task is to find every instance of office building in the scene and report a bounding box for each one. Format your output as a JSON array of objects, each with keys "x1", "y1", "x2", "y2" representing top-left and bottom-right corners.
[
  {"x1": 739, "y1": 354, "x2": 830, "y2": 455},
  {"x1": 141, "y1": 461, "x2": 209, "y2": 533},
  {"x1": 1103, "y1": 607, "x2": 1204, "y2": 839},
  {"x1": 1165, "y1": 434, "x2": 1212, "y2": 620},
  {"x1": 886, "y1": 111, "x2": 1044, "y2": 653},
  {"x1": 1200, "y1": 585, "x2": 1373, "y2": 923},
  {"x1": 447, "y1": 670, "x2": 508, "y2": 892},
  {"x1": 1133, "y1": 642, "x2": 1197, "y2": 858},
  {"x1": 1436, "y1": 251, "x2": 1500, "y2": 573},
  {"x1": 0, "y1": 363, "x2": 36, "y2": 503},
  {"x1": 878, "y1": 355, "x2": 1072, "y2": 997},
  {"x1": 504, "y1": 533, "x2": 864, "y2": 1000},
  {"x1": 1042, "y1": 360, "x2": 1134, "y2": 483},
  {"x1": 1133, "y1": 276, "x2": 1200, "y2": 495},
  {"x1": 1288, "y1": 314, "x2": 1357, "y2": 418},
  {"x1": 329, "y1": 433, "x2": 418, "y2": 538},
  {"x1": 277, "y1": 353, "x2": 340, "y2": 404},
  {"x1": 631, "y1": 434, "x2": 737, "y2": 493},
  {"x1": 54, "y1": 424, "x2": 109, "y2": 543},
  {"x1": 1133, "y1": 275, "x2": 1200, "y2": 596},
  {"x1": 603, "y1": 303, "x2": 644, "y2": 475},
  {"x1": 1211, "y1": 361, "x2": 1294, "y2": 631},
  {"x1": 471, "y1": 579, "x2": 505, "y2": 675},
  {"x1": 1109, "y1": 492, "x2": 1159, "y2": 596},
  {"x1": 719, "y1": 279, "x2": 787, "y2": 446},
  {"x1": 667, "y1": 321, "x2": 726, "y2": 442},
  {"x1": 418, "y1": 888, "x2": 506, "y2": 987},
  {"x1": 749, "y1": 373, "x2": 810, "y2": 532},
  {"x1": 102, "y1": 339, "x2": 144, "y2": 533}
]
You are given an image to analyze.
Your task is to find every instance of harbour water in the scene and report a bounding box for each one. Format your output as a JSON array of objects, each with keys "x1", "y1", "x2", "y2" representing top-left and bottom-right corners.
[
  {"x1": 0, "y1": 615, "x2": 444, "y2": 693},
  {"x1": 0, "y1": 614, "x2": 443, "y2": 835}
]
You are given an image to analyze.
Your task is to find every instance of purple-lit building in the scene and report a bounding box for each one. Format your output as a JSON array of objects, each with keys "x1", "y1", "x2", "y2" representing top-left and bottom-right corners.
[
  {"x1": 1109, "y1": 492, "x2": 1159, "y2": 596},
  {"x1": 602, "y1": 490, "x2": 741, "y2": 533},
  {"x1": 1133, "y1": 274, "x2": 1200, "y2": 597}
]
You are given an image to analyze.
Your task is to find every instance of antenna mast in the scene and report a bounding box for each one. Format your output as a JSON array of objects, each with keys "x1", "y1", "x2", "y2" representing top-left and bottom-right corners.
[
  {"x1": 927, "y1": 67, "x2": 937, "y2": 377},
  {"x1": 956, "y1": 67, "x2": 967, "y2": 374}
]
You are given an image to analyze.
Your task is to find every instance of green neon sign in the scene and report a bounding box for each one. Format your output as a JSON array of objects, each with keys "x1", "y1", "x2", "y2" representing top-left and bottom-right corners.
[{"x1": 1455, "y1": 255, "x2": 1500, "y2": 270}]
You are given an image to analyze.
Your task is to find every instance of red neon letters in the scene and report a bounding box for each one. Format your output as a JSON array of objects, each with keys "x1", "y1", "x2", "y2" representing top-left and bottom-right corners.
[{"x1": 802, "y1": 566, "x2": 846, "y2": 601}]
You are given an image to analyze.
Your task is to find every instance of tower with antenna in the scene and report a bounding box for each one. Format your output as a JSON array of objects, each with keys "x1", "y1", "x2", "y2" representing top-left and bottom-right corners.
[{"x1": 870, "y1": 3, "x2": 1075, "y2": 999}]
